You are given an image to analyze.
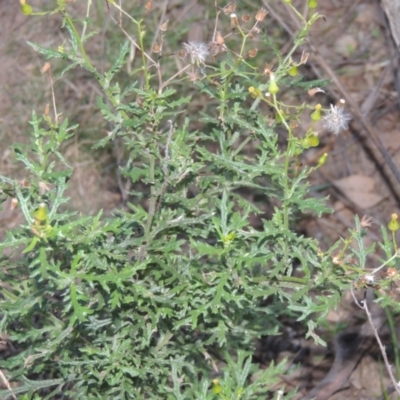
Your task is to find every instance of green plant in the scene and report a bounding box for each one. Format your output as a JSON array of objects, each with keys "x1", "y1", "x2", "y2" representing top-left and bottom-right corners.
[{"x1": 1, "y1": 1, "x2": 399, "y2": 399}]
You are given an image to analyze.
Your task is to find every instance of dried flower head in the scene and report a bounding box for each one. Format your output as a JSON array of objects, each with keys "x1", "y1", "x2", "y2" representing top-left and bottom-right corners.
[
  {"x1": 11, "y1": 198, "x2": 18, "y2": 210},
  {"x1": 248, "y1": 49, "x2": 258, "y2": 58},
  {"x1": 41, "y1": 62, "x2": 51, "y2": 74},
  {"x1": 262, "y1": 64, "x2": 273, "y2": 76},
  {"x1": 322, "y1": 103, "x2": 351, "y2": 135},
  {"x1": 387, "y1": 268, "x2": 397, "y2": 278},
  {"x1": 183, "y1": 42, "x2": 209, "y2": 65},
  {"x1": 20, "y1": 179, "x2": 30, "y2": 188},
  {"x1": 145, "y1": 1, "x2": 153, "y2": 11},
  {"x1": 187, "y1": 68, "x2": 201, "y2": 83},
  {"x1": 300, "y1": 51, "x2": 310, "y2": 65},
  {"x1": 209, "y1": 42, "x2": 227, "y2": 57},
  {"x1": 215, "y1": 31, "x2": 225, "y2": 45},
  {"x1": 230, "y1": 13, "x2": 239, "y2": 28},
  {"x1": 255, "y1": 7, "x2": 268, "y2": 22},
  {"x1": 209, "y1": 31, "x2": 227, "y2": 57},
  {"x1": 177, "y1": 50, "x2": 186, "y2": 59},
  {"x1": 160, "y1": 20, "x2": 169, "y2": 31},
  {"x1": 152, "y1": 43, "x2": 161, "y2": 53},
  {"x1": 221, "y1": 1, "x2": 237, "y2": 15},
  {"x1": 360, "y1": 215, "x2": 373, "y2": 228}
]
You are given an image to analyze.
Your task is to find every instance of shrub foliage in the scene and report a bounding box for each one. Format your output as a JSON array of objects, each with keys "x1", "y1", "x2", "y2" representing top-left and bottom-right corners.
[{"x1": 1, "y1": 1, "x2": 398, "y2": 399}]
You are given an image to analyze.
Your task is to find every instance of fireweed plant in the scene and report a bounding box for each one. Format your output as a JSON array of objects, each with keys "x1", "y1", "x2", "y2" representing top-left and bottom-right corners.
[{"x1": 1, "y1": 0, "x2": 400, "y2": 398}]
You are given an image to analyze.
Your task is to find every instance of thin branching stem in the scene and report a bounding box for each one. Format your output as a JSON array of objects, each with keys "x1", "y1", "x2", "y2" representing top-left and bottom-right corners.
[{"x1": 362, "y1": 300, "x2": 400, "y2": 396}]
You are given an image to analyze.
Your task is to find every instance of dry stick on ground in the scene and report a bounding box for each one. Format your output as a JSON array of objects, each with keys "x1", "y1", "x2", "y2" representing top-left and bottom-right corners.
[
  {"x1": 263, "y1": 0, "x2": 400, "y2": 207},
  {"x1": 362, "y1": 299, "x2": 400, "y2": 396},
  {"x1": 302, "y1": 290, "x2": 387, "y2": 400}
]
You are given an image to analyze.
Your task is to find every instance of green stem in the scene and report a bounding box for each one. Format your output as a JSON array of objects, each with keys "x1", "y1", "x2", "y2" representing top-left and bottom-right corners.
[
  {"x1": 63, "y1": 12, "x2": 130, "y2": 121},
  {"x1": 138, "y1": 20, "x2": 150, "y2": 90},
  {"x1": 81, "y1": 0, "x2": 92, "y2": 41},
  {"x1": 63, "y1": 12, "x2": 95, "y2": 72},
  {"x1": 338, "y1": 236, "x2": 353, "y2": 260},
  {"x1": 232, "y1": 135, "x2": 252, "y2": 157},
  {"x1": 147, "y1": 151, "x2": 157, "y2": 225},
  {"x1": 272, "y1": 94, "x2": 291, "y2": 233},
  {"x1": 371, "y1": 252, "x2": 399, "y2": 275},
  {"x1": 385, "y1": 307, "x2": 400, "y2": 379},
  {"x1": 237, "y1": 26, "x2": 247, "y2": 58},
  {"x1": 392, "y1": 230, "x2": 398, "y2": 253},
  {"x1": 139, "y1": 138, "x2": 157, "y2": 260}
]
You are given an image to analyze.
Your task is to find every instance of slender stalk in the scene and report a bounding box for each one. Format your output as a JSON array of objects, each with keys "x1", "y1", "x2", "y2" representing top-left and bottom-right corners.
[
  {"x1": 363, "y1": 300, "x2": 400, "y2": 396},
  {"x1": 81, "y1": 0, "x2": 92, "y2": 40},
  {"x1": 371, "y1": 252, "x2": 399, "y2": 275},
  {"x1": 62, "y1": 12, "x2": 95, "y2": 71},
  {"x1": 392, "y1": 230, "x2": 398, "y2": 253},
  {"x1": 232, "y1": 135, "x2": 253, "y2": 157},
  {"x1": 385, "y1": 307, "x2": 400, "y2": 379},
  {"x1": 138, "y1": 145, "x2": 157, "y2": 261},
  {"x1": 138, "y1": 20, "x2": 150, "y2": 90},
  {"x1": 63, "y1": 12, "x2": 130, "y2": 120},
  {"x1": 272, "y1": 94, "x2": 291, "y2": 233}
]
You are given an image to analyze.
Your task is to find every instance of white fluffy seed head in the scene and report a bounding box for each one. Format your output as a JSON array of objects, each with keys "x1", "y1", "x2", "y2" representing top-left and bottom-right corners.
[
  {"x1": 322, "y1": 104, "x2": 351, "y2": 135},
  {"x1": 182, "y1": 42, "x2": 209, "y2": 65}
]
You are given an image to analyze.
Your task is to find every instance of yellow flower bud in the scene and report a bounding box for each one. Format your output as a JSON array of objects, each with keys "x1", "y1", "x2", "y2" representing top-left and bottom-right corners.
[
  {"x1": 288, "y1": 65, "x2": 298, "y2": 76},
  {"x1": 305, "y1": 133, "x2": 320, "y2": 147},
  {"x1": 223, "y1": 232, "x2": 236, "y2": 247},
  {"x1": 268, "y1": 79, "x2": 279, "y2": 95},
  {"x1": 268, "y1": 81, "x2": 279, "y2": 94},
  {"x1": 21, "y1": 3, "x2": 33, "y2": 15},
  {"x1": 212, "y1": 379, "x2": 222, "y2": 394},
  {"x1": 388, "y1": 213, "x2": 399, "y2": 232},
  {"x1": 34, "y1": 203, "x2": 48, "y2": 224},
  {"x1": 308, "y1": 0, "x2": 318, "y2": 8},
  {"x1": 318, "y1": 152, "x2": 328, "y2": 166},
  {"x1": 308, "y1": 134, "x2": 319, "y2": 147},
  {"x1": 248, "y1": 86, "x2": 262, "y2": 98},
  {"x1": 311, "y1": 104, "x2": 322, "y2": 121}
]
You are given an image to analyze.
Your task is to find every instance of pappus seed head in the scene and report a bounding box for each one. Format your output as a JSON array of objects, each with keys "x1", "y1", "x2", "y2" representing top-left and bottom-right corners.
[
  {"x1": 322, "y1": 102, "x2": 351, "y2": 135},
  {"x1": 182, "y1": 42, "x2": 209, "y2": 65}
]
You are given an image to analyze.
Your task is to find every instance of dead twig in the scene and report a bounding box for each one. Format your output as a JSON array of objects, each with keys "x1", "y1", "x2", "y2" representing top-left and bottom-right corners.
[{"x1": 362, "y1": 298, "x2": 400, "y2": 396}]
